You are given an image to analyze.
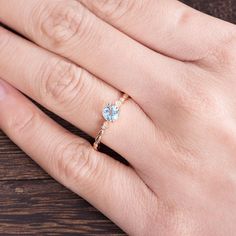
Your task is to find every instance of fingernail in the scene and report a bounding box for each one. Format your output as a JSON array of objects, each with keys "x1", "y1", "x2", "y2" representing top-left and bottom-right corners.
[{"x1": 0, "y1": 80, "x2": 7, "y2": 101}]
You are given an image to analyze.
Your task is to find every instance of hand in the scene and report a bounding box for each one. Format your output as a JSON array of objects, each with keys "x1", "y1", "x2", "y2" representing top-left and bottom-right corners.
[{"x1": 0, "y1": 0, "x2": 236, "y2": 235}]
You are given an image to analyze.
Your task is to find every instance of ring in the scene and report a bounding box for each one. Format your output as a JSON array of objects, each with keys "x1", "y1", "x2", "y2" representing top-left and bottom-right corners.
[{"x1": 93, "y1": 93, "x2": 129, "y2": 150}]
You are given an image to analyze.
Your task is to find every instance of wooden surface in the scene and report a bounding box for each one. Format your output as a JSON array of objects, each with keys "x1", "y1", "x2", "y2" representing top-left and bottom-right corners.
[{"x1": 0, "y1": 0, "x2": 236, "y2": 235}]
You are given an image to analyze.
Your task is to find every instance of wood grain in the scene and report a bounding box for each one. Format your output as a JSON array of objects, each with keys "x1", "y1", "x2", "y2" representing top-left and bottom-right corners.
[
  {"x1": 0, "y1": 179, "x2": 124, "y2": 235},
  {"x1": 0, "y1": 0, "x2": 235, "y2": 235}
]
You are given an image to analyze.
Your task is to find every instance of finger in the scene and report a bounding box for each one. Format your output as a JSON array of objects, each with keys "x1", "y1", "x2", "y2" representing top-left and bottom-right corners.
[
  {"x1": 79, "y1": 0, "x2": 236, "y2": 62},
  {"x1": 0, "y1": 26, "x2": 158, "y2": 171},
  {"x1": 0, "y1": 79, "x2": 158, "y2": 235},
  {"x1": 0, "y1": 0, "x2": 185, "y2": 115}
]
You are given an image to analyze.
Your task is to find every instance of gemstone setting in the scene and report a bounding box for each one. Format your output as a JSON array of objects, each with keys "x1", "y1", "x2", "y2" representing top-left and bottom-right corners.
[{"x1": 102, "y1": 104, "x2": 120, "y2": 122}]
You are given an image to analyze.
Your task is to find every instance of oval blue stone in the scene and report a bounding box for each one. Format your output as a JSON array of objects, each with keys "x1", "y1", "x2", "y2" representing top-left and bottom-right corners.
[{"x1": 103, "y1": 104, "x2": 119, "y2": 122}]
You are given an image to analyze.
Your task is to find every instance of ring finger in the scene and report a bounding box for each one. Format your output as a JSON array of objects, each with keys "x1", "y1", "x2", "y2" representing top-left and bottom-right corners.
[{"x1": 0, "y1": 26, "x2": 158, "y2": 171}]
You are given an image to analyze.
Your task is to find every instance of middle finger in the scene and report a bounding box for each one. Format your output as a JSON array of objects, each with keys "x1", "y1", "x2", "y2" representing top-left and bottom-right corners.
[{"x1": 0, "y1": 0, "x2": 185, "y2": 119}]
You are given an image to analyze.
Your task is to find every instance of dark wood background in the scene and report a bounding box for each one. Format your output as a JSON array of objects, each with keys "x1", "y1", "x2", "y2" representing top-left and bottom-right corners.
[{"x1": 0, "y1": 0, "x2": 236, "y2": 235}]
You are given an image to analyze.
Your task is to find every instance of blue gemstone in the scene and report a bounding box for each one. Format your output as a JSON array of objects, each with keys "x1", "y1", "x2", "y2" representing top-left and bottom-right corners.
[{"x1": 103, "y1": 104, "x2": 119, "y2": 122}]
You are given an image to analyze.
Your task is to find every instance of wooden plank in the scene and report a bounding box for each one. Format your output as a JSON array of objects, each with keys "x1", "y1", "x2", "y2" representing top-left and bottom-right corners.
[
  {"x1": 0, "y1": 132, "x2": 49, "y2": 180},
  {"x1": 183, "y1": 0, "x2": 236, "y2": 23},
  {"x1": 0, "y1": 179, "x2": 125, "y2": 235}
]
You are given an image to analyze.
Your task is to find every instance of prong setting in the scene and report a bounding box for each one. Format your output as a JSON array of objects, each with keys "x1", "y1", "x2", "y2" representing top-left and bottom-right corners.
[{"x1": 94, "y1": 94, "x2": 129, "y2": 150}]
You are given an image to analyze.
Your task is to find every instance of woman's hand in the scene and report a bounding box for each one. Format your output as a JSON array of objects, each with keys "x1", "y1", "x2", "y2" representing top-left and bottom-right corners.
[{"x1": 1, "y1": 0, "x2": 236, "y2": 235}]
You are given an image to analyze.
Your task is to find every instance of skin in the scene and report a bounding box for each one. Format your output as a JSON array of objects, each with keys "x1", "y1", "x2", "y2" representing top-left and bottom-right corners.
[{"x1": 0, "y1": 0, "x2": 236, "y2": 235}]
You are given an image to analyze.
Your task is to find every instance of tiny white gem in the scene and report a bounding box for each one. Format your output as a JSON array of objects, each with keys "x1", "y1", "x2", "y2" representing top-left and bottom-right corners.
[
  {"x1": 115, "y1": 101, "x2": 122, "y2": 107},
  {"x1": 103, "y1": 104, "x2": 119, "y2": 122}
]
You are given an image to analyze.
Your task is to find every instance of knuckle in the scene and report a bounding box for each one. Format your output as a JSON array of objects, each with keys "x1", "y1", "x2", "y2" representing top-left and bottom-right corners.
[
  {"x1": 167, "y1": 87, "x2": 196, "y2": 115},
  {"x1": 91, "y1": 0, "x2": 137, "y2": 21},
  {"x1": 175, "y1": 8, "x2": 196, "y2": 28},
  {"x1": 39, "y1": 59, "x2": 92, "y2": 111},
  {"x1": 168, "y1": 71, "x2": 215, "y2": 116},
  {"x1": 203, "y1": 30, "x2": 236, "y2": 68},
  {"x1": 166, "y1": 87, "x2": 214, "y2": 124},
  {"x1": 9, "y1": 109, "x2": 41, "y2": 134},
  {"x1": 36, "y1": 0, "x2": 89, "y2": 47},
  {"x1": 54, "y1": 140, "x2": 99, "y2": 186}
]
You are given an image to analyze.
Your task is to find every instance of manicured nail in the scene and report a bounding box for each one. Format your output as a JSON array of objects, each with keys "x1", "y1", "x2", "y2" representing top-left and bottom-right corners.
[{"x1": 0, "y1": 80, "x2": 7, "y2": 101}]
